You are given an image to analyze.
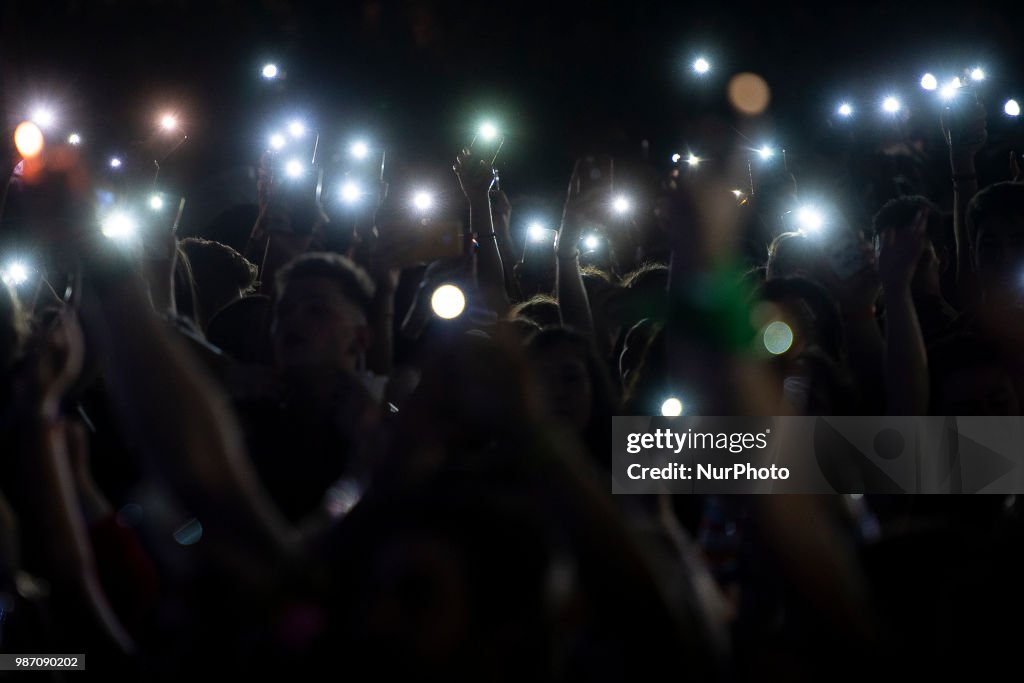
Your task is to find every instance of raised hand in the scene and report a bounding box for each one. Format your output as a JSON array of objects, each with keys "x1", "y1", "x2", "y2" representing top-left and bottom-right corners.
[
  {"x1": 453, "y1": 148, "x2": 497, "y2": 201},
  {"x1": 878, "y1": 208, "x2": 927, "y2": 292}
]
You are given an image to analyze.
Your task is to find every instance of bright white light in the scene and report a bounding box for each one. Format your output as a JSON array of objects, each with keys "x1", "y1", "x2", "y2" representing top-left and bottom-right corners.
[
  {"x1": 661, "y1": 397, "x2": 684, "y2": 416},
  {"x1": 67, "y1": 133, "x2": 81, "y2": 145},
  {"x1": 583, "y1": 234, "x2": 600, "y2": 250},
  {"x1": 160, "y1": 114, "x2": 177, "y2": 131},
  {"x1": 101, "y1": 212, "x2": 137, "y2": 241},
  {"x1": 837, "y1": 102, "x2": 853, "y2": 117},
  {"x1": 763, "y1": 321, "x2": 794, "y2": 355},
  {"x1": 288, "y1": 120, "x2": 306, "y2": 138},
  {"x1": 284, "y1": 159, "x2": 304, "y2": 178},
  {"x1": 262, "y1": 63, "x2": 279, "y2": 79},
  {"x1": 612, "y1": 196, "x2": 631, "y2": 213},
  {"x1": 686, "y1": 153, "x2": 701, "y2": 167},
  {"x1": 350, "y1": 141, "x2": 369, "y2": 159},
  {"x1": 430, "y1": 284, "x2": 466, "y2": 320},
  {"x1": 920, "y1": 73, "x2": 938, "y2": 91},
  {"x1": 340, "y1": 181, "x2": 361, "y2": 204},
  {"x1": 970, "y1": 68, "x2": 985, "y2": 82},
  {"x1": 882, "y1": 96, "x2": 901, "y2": 113},
  {"x1": 109, "y1": 157, "x2": 122, "y2": 169},
  {"x1": 30, "y1": 106, "x2": 56, "y2": 129},
  {"x1": 149, "y1": 194, "x2": 164, "y2": 210},
  {"x1": 758, "y1": 145, "x2": 775, "y2": 160},
  {"x1": 796, "y1": 206, "x2": 824, "y2": 233},
  {"x1": 939, "y1": 84, "x2": 958, "y2": 101},
  {"x1": 693, "y1": 57, "x2": 710, "y2": 75},
  {"x1": 1, "y1": 261, "x2": 29, "y2": 287},
  {"x1": 412, "y1": 191, "x2": 434, "y2": 211},
  {"x1": 671, "y1": 153, "x2": 682, "y2": 163},
  {"x1": 269, "y1": 133, "x2": 286, "y2": 150},
  {"x1": 479, "y1": 122, "x2": 498, "y2": 141},
  {"x1": 732, "y1": 189, "x2": 744, "y2": 197},
  {"x1": 1005, "y1": 99, "x2": 1021, "y2": 117},
  {"x1": 528, "y1": 223, "x2": 548, "y2": 242}
]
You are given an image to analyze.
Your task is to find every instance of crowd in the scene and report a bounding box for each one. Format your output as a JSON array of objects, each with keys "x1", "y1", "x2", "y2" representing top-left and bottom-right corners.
[{"x1": 3, "y1": 75, "x2": 1024, "y2": 681}]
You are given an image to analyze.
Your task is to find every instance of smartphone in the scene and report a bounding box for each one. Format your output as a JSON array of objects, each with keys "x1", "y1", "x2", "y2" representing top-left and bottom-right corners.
[
  {"x1": 469, "y1": 130, "x2": 504, "y2": 167},
  {"x1": 522, "y1": 227, "x2": 557, "y2": 263},
  {"x1": 944, "y1": 86, "x2": 985, "y2": 147}
]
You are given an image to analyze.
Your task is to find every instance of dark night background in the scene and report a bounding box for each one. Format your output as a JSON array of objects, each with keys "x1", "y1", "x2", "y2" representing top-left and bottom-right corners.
[{"x1": 3, "y1": 0, "x2": 1024, "y2": 232}]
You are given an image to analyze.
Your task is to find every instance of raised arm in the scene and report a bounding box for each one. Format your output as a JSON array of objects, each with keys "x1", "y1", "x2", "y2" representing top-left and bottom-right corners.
[
  {"x1": 556, "y1": 162, "x2": 596, "y2": 338},
  {"x1": 878, "y1": 209, "x2": 930, "y2": 415},
  {"x1": 942, "y1": 97, "x2": 986, "y2": 306},
  {"x1": 454, "y1": 149, "x2": 509, "y2": 316}
]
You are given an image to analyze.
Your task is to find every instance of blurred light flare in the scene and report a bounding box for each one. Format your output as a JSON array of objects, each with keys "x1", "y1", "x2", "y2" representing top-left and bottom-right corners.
[
  {"x1": 671, "y1": 153, "x2": 682, "y2": 164},
  {"x1": 612, "y1": 195, "x2": 631, "y2": 213},
  {"x1": 67, "y1": 132, "x2": 81, "y2": 145},
  {"x1": 763, "y1": 321, "x2": 795, "y2": 355},
  {"x1": 160, "y1": 114, "x2": 178, "y2": 131},
  {"x1": 269, "y1": 133, "x2": 286, "y2": 150},
  {"x1": 288, "y1": 120, "x2": 306, "y2": 138},
  {"x1": 796, "y1": 206, "x2": 824, "y2": 233},
  {"x1": 970, "y1": 68, "x2": 985, "y2": 81},
  {"x1": 431, "y1": 284, "x2": 466, "y2": 319},
  {"x1": 30, "y1": 106, "x2": 56, "y2": 129},
  {"x1": 920, "y1": 73, "x2": 938, "y2": 91},
  {"x1": 693, "y1": 57, "x2": 710, "y2": 75},
  {"x1": 109, "y1": 157, "x2": 122, "y2": 169},
  {"x1": 149, "y1": 194, "x2": 164, "y2": 210},
  {"x1": 14, "y1": 121, "x2": 44, "y2": 158},
  {"x1": 686, "y1": 153, "x2": 701, "y2": 167},
  {"x1": 1005, "y1": 99, "x2": 1021, "y2": 117},
  {"x1": 661, "y1": 397, "x2": 684, "y2": 416},
  {"x1": 757, "y1": 145, "x2": 775, "y2": 160},
  {"x1": 262, "y1": 63, "x2": 279, "y2": 79},
  {"x1": 412, "y1": 191, "x2": 434, "y2": 211},
  {"x1": 837, "y1": 102, "x2": 853, "y2": 117},
  {"x1": 528, "y1": 223, "x2": 549, "y2": 242},
  {"x1": 583, "y1": 234, "x2": 601, "y2": 251},
  {"x1": 882, "y1": 96, "x2": 901, "y2": 113}
]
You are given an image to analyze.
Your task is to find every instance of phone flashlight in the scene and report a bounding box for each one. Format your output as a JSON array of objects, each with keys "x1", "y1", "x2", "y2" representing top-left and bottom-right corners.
[
  {"x1": 288, "y1": 120, "x2": 306, "y2": 138},
  {"x1": 350, "y1": 141, "x2": 370, "y2": 159},
  {"x1": 30, "y1": 106, "x2": 56, "y2": 130},
  {"x1": 762, "y1": 320, "x2": 794, "y2": 355},
  {"x1": 160, "y1": 114, "x2": 178, "y2": 132},
  {"x1": 757, "y1": 145, "x2": 775, "y2": 160},
  {"x1": 284, "y1": 159, "x2": 305, "y2": 178},
  {"x1": 109, "y1": 157, "x2": 123, "y2": 169},
  {"x1": 612, "y1": 195, "x2": 631, "y2": 214},
  {"x1": 149, "y1": 194, "x2": 165, "y2": 211},
  {"x1": 1, "y1": 261, "x2": 29, "y2": 287},
  {"x1": 262, "y1": 63, "x2": 279, "y2": 79},
  {"x1": 68, "y1": 133, "x2": 82, "y2": 145},
  {"x1": 340, "y1": 181, "x2": 362, "y2": 204},
  {"x1": 101, "y1": 212, "x2": 138, "y2": 241},
  {"x1": 14, "y1": 122, "x2": 44, "y2": 159},
  {"x1": 1006, "y1": 99, "x2": 1021, "y2": 117},
  {"x1": 837, "y1": 103, "x2": 853, "y2": 117},
  {"x1": 920, "y1": 73, "x2": 938, "y2": 91},
  {"x1": 661, "y1": 396, "x2": 684, "y2": 416},
  {"x1": 412, "y1": 191, "x2": 434, "y2": 212},
  {"x1": 693, "y1": 57, "x2": 710, "y2": 75},
  {"x1": 269, "y1": 133, "x2": 286, "y2": 150},
  {"x1": 881, "y1": 96, "x2": 901, "y2": 113}
]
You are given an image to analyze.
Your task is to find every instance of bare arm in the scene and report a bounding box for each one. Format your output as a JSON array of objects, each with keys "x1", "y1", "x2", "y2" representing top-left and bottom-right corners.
[{"x1": 556, "y1": 166, "x2": 595, "y2": 337}]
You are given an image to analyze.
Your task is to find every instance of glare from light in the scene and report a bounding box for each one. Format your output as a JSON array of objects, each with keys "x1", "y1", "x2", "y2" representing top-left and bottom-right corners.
[
  {"x1": 412, "y1": 191, "x2": 434, "y2": 211},
  {"x1": 262, "y1": 63, "x2": 279, "y2": 79},
  {"x1": 479, "y1": 122, "x2": 498, "y2": 141},
  {"x1": 686, "y1": 153, "x2": 701, "y2": 167},
  {"x1": 1005, "y1": 99, "x2": 1021, "y2": 117},
  {"x1": 67, "y1": 132, "x2": 82, "y2": 145},
  {"x1": 882, "y1": 96, "x2": 901, "y2": 113},
  {"x1": 30, "y1": 106, "x2": 56, "y2": 129},
  {"x1": 758, "y1": 145, "x2": 775, "y2": 160},
  {"x1": 1, "y1": 261, "x2": 29, "y2": 287},
  {"x1": 284, "y1": 159, "x2": 304, "y2": 178},
  {"x1": 149, "y1": 194, "x2": 164, "y2": 211},
  {"x1": 763, "y1": 321, "x2": 794, "y2": 355},
  {"x1": 837, "y1": 102, "x2": 853, "y2": 117},
  {"x1": 661, "y1": 397, "x2": 684, "y2": 416},
  {"x1": 732, "y1": 189, "x2": 744, "y2": 197},
  {"x1": 612, "y1": 195, "x2": 631, "y2": 213},
  {"x1": 430, "y1": 284, "x2": 466, "y2": 320},
  {"x1": 920, "y1": 73, "x2": 938, "y2": 91},
  {"x1": 693, "y1": 57, "x2": 710, "y2": 75},
  {"x1": 160, "y1": 114, "x2": 177, "y2": 131},
  {"x1": 340, "y1": 181, "x2": 361, "y2": 204},
  {"x1": 528, "y1": 223, "x2": 548, "y2": 242},
  {"x1": 970, "y1": 68, "x2": 985, "y2": 82},
  {"x1": 671, "y1": 153, "x2": 682, "y2": 163},
  {"x1": 269, "y1": 133, "x2": 286, "y2": 150},
  {"x1": 350, "y1": 140, "x2": 369, "y2": 159},
  {"x1": 109, "y1": 157, "x2": 122, "y2": 169},
  {"x1": 14, "y1": 121, "x2": 44, "y2": 159},
  {"x1": 288, "y1": 120, "x2": 306, "y2": 138},
  {"x1": 582, "y1": 234, "x2": 601, "y2": 251},
  {"x1": 101, "y1": 212, "x2": 137, "y2": 241},
  {"x1": 796, "y1": 206, "x2": 824, "y2": 233}
]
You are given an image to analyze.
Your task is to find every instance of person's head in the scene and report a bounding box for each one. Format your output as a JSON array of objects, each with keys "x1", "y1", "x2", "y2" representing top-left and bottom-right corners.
[
  {"x1": 180, "y1": 238, "x2": 258, "y2": 330},
  {"x1": 872, "y1": 195, "x2": 947, "y2": 295},
  {"x1": 968, "y1": 182, "x2": 1024, "y2": 304},
  {"x1": 508, "y1": 295, "x2": 561, "y2": 328},
  {"x1": 526, "y1": 326, "x2": 618, "y2": 437},
  {"x1": 272, "y1": 252, "x2": 374, "y2": 374},
  {"x1": 607, "y1": 261, "x2": 669, "y2": 331},
  {"x1": 929, "y1": 335, "x2": 1020, "y2": 415}
]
